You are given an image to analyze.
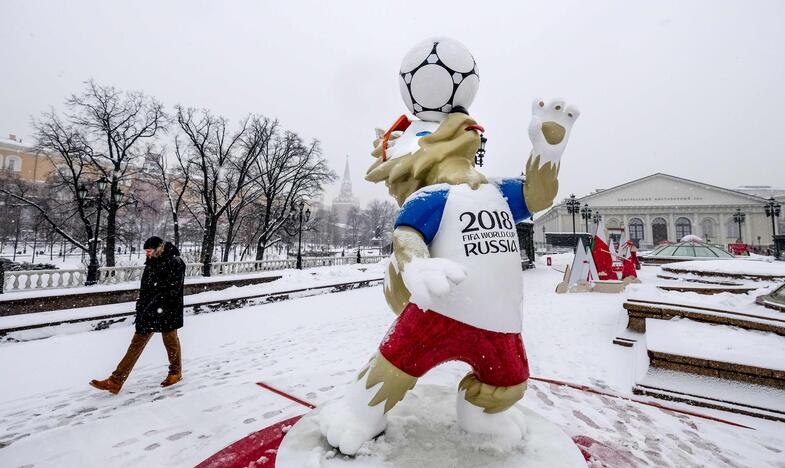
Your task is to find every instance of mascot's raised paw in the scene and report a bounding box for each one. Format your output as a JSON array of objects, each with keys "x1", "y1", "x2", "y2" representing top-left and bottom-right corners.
[
  {"x1": 401, "y1": 257, "x2": 467, "y2": 312},
  {"x1": 527, "y1": 98, "x2": 580, "y2": 170},
  {"x1": 524, "y1": 98, "x2": 580, "y2": 213},
  {"x1": 371, "y1": 128, "x2": 403, "y2": 160}
]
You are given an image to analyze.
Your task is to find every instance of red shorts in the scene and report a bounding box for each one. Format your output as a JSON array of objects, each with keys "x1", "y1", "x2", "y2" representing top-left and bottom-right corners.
[{"x1": 379, "y1": 303, "x2": 529, "y2": 387}]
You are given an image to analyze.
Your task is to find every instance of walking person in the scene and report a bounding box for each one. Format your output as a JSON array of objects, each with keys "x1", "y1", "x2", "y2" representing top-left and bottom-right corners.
[{"x1": 90, "y1": 236, "x2": 186, "y2": 394}]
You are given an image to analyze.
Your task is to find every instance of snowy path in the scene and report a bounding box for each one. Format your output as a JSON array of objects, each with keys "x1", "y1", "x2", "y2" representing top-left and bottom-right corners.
[{"x1": 1, "y1": 266, "x2": 784, "y2": 467}]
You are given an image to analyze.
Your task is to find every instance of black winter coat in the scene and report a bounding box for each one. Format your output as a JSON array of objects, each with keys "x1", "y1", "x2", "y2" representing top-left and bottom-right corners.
[{"x1": 135, "y1": 242, "x2": 186, "y2": 334}]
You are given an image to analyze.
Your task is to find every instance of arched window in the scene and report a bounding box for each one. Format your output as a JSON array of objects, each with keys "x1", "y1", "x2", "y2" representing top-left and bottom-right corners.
[
  {"x1": 701, "y1": 218, "x2": 715, "y2": 241},
  {"x1": 652, "y1": 217, "x2": 668, "y2": 245},
  {"x1": 675, "y1": 217, "x2": 692, "y2": 239},
  {"x1": 606, "y1": 218, "x2": 621, "y2": 229},
  {"x1": 628, "y1": 218, "x2": 644, "y2": 243},
  {"x1": 4, "y1": 156, "x2": 21, "y2": 172}
]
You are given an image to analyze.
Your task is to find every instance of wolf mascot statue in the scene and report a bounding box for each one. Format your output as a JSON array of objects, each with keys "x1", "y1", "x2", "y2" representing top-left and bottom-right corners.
[{"x1": 319, "y1": 38, "x2": 579, "y2": 455}]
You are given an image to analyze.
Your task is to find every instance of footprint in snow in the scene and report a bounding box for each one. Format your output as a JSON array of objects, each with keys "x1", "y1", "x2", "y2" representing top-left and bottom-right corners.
[
  {"x1": 113, "y1": 438, "x2": 138, "y2": 448},
  {"x1": 572, "y1": 409, "x2": 601, "y2": 429},
  {"x1": 166, "y1": 431, "x2": 192, "y2": 441},
  {"x1": 613, "y1": 420, "x2": 631, "y2": 437},
  {"x1": 677, "y1": 442, "x2": 694, "y2": 455},
  {"x1": 534, "y1": 390, "x2": 554, "y2": 406}
]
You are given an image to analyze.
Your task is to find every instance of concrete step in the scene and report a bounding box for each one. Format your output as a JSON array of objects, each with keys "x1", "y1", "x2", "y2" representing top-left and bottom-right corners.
[
  {"x1": 634, "y1": 318, "x2": 785, "y2": 421},
  {"x1": 634, "y1": 368, "x2": 785, "y2": 423},
  {"x1": 661, "y1": 264, "x2": 785, "y2": 282},
  {"x1": 623, "y1": 298, "x2": 785, "y2": 336},
  {"x1": 646, "y1": 318, "x2": 785, "y2": 389},
  {"x1": 656, "y1": 284, "x2": 757, "y2": 295}
]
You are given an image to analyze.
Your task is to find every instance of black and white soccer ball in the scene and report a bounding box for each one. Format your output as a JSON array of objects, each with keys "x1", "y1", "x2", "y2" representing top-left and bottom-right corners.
[{"x1": 399, "y1": 37, "x2": 479, "y2": 122}]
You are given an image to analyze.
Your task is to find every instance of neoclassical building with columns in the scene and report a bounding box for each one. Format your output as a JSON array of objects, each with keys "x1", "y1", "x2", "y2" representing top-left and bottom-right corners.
[{"x1": 534, "y1": 173, "x2": 784, "y2": 250}]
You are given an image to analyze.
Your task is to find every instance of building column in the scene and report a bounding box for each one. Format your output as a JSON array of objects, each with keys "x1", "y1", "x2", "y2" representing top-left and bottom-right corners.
[
  {"x1": 718, "y1": 210, "x2": 727, "y2": 245},
  {"x1": 744, "y1": 211, "x2": 753, "y2": 245},
  {"x1": 693, "y1": 212, "x2": 699, "y2": 237}
]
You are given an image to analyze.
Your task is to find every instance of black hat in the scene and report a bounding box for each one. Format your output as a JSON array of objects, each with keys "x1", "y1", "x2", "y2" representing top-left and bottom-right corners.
[{"x1": 143, "y1": 236, "x2": 164, "y2": 250}]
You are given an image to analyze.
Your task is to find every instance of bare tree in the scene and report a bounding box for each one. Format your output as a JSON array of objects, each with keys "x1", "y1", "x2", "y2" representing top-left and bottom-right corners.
[
  {"x1": 221, "y1": 184, "x2": 265, "y2": 262},
  {"x1": 151, "y1": 140, "x2": 192, "y2": 249},
  {"x1": 320, "y1": 208, "x2": 338, "y2": 248},
  {"x1": 345, "y1": 205, "x2": 365, "y2": 249},
  {"x1": 66, "y1": 80, "x2": 167, "y2": 266},
  {"x1": 308, "y1": 207, "x2": 333, "y2": 250},
  {"x1": 363, "y1": 199, "x2": 397, "y2": 244},
  {"x1": 0, "y1": 115, "x2": 104, "y2": 277},
  {"x1": 175, "y1": 107, "x2": 274, "y2": 276},
  {"x1": 250, "y1": 131, "x2": 335, "y2": 260}
]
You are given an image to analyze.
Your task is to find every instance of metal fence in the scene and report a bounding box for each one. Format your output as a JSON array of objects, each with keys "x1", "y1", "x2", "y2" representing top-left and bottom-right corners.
[{"x1": 0, "y1": 255, "x2": 386, "y2": 293}]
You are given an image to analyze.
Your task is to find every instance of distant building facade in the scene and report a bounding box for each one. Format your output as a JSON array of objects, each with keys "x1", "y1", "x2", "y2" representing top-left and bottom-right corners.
[
  {"x1": 0, "y1": 135, "x2": 55, "y2": 182},
  {"x1": 535, "y1": 173, "x2": 783, "y2": 249},
  {"x1": 332, "y1": 156, "x2": 359, "y2": 224}
]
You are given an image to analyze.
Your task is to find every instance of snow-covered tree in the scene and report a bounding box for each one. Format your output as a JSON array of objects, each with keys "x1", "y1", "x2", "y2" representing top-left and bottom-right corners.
[
  {"x1": 175, "y1": 107, "x2": 274, "y2": 276},
  {"x1": 249, "y1": 131, "x2": 335, "y2": 261},
  {"x1": 66, "y1": 80, "x2": 166, "y2": 266}
]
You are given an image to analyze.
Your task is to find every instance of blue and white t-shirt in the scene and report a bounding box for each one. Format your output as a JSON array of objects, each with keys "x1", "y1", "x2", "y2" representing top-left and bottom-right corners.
[{"x1": 394, "y1": 179, "x2": 531, "y2": 333}]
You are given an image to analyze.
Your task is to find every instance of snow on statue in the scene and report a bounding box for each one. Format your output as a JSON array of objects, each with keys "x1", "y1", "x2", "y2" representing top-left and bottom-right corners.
[{"x1": 319, "y1": 37, "x2": 580, "y2": 456}]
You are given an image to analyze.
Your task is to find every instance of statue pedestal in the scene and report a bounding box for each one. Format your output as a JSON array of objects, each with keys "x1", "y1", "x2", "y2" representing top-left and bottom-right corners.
[{"x1": 276, "y1": 384, "x2": 586, "y2": 467}]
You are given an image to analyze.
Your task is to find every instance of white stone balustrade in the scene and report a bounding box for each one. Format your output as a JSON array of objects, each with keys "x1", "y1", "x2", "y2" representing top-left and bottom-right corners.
[
  {"x1": 2, "y1": 268, "x2": 86, "y2": 291},
  {"x1": 0, "y1": 255, "x2": 387, "y2": 293}
]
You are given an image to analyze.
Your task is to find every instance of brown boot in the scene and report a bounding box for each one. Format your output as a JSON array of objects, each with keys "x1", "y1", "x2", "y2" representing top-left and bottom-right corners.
[
  {"x1": 90, "y1": 378, "x2": 122, "y2": 395},
  {"x1": 160, "y1": 373, "x2": 182, "y2": 388}
]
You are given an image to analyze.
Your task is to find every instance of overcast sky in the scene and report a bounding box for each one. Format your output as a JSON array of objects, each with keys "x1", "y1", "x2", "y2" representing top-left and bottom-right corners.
[{"x1": 2, "y1": 0, "x2": 784, "y2": 206}]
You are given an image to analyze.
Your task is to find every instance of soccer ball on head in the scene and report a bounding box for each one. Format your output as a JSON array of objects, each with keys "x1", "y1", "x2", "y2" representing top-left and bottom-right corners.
[{"x1": 399, "y1": 37, "x2": 480, "y2": 122}]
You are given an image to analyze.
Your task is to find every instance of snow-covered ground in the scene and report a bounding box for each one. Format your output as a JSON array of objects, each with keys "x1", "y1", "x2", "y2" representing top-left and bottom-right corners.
[{"x1": 1, "y1": 262, "x2": 785, "y2": 467}]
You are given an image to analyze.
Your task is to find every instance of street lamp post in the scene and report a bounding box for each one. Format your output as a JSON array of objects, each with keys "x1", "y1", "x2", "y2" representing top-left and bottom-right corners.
[
  {"x1": 592, "y1": 211, "x2": 602, "y2": 231},
  {"x1": 764, "y1": 197, "x2": 782, "y2": 258},
  {"x1": 290, "y1": 201, "x2": 311, "y2": 270},
  {"x1": 79, "y1": 176, "x2": 109, "y2": 286},
  {"x1": 732, "y1": 208, "x2": 746, "y2": 243},
  {"x1": 565, "y1": 194, "x2": 580, "y2": 252},
  {"x1": 580, "y1": 203, "x2": 592, "y2": 234}
]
